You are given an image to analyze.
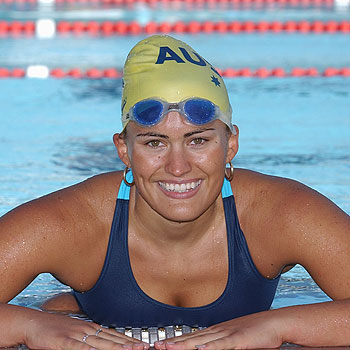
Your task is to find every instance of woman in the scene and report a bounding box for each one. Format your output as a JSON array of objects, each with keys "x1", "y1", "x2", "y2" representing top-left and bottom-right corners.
[{"x1": 0, "y1": 35, "x2": 349, "y2": 350}]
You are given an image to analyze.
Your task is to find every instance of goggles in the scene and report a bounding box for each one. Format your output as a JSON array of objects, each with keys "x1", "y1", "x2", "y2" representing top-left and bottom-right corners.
[{"x1": 124, "y1": 98, "x2": 235, "y2": 133}]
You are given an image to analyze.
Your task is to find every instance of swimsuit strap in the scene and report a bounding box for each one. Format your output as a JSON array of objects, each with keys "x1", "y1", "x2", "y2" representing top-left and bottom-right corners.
[
  {"x1": 222, "y1": 178, "x2": 233, "y2": 198},
  {"x1": 117, "y1": 170, "x2": 133, "y2": 200}
]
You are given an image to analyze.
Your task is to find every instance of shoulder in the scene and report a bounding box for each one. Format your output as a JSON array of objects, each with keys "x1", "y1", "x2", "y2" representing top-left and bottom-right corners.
[
  {"x1": 232, "y1": 168, "x2": 312, "y2": 223},
  {"x1": 232, "y1": 169, "x2": 350, "y2": 292},
  {"x1": 232, "y1": 168, "x2": 348, "y2": 225},
  {"x1": 2, "y1": 171, "x2": 124, "y2": 229},
  {"x1": 0, "y1": 171, "x2": 124, "y2": 298}
]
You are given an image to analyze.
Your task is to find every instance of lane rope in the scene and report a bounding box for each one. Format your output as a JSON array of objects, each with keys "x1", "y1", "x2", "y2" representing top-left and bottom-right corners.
[
  {"x1": 0, "y1": 20, "x2": 350, "y2": 38},
  {"x1": 0, "y1": 0, "x2": 342, "y2": 4},
  {"x1": 1, "y1": 66, "x2": 349, "y2": 78}
]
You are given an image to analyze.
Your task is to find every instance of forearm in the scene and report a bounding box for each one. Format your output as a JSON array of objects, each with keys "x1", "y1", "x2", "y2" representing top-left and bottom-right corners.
[
  {"x1": 277, "y1": 299, "x2": 350, "y2": 346},
  {"x1": 0, "y1": 302, "x2": 39, "y2": 347}
]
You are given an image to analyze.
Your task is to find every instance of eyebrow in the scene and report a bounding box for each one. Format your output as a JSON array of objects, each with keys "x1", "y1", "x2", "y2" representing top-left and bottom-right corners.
[
  {"x1": 136, "y1": 132, "x2": 169, "y2": 139},
  {"x1": 136, "y1": 128, "x2": 215, "y2": 139},
  {"x1": 184, "y1": 128, "x2": 216, "y2": 138}
]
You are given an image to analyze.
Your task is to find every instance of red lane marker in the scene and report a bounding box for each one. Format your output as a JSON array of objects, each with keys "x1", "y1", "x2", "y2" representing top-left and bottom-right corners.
[
  {"x1": 51, "y1": 68, "x2": 66, "y2": 78},
  {"x1": 339, "y1": 21, "x2": 350, "y2": 33},
  {"x1": 230, "y1": 21, "x2": 242, "y2": 33},
  {"x1": 256, "y1": 21, "x2": 270, "y2": 33},
  {"x1": 103, "y1": 68, "x2": 121, "y2": 78},
  {"x1": 0, "y1": 68, "x2": 10, "y2": 78},
  {"x1": 57, "y1": 21, "x2": 71, "y2": 33},
  {"x1": 173, "y1": 21, "x2": 187, "y2": 33},
  {"x1": 115, "y1": 21, "x2": 128, "y2": 35},
  {"x1": 12, "y1": 68, "x2": 26, "y2": 77},
  {"x1": 145, "y1": 21, "x2": 158, "y2": 34},
  {"x1": 271, "y1": 68, "x2": 286, "y2": 77},
  {"x1": 306, "y1": 67, "x2": 319, "y2": 76},
  {"x1": 254, "y1": 67, "x2": 270, "y2": 78},
  {"x1": 270, "y1": 21, "x2": 284, "y2": 33},
  {"x1": 238, "y1": 68, "x2": 253, "y2": 77},
  {"x1": 101, "y1": 21, "x2": 115, "y2": 35},
  {"x1": 222, "y1": 68, "x2": 238, "y2": 77},
  {"x1": 243, "y1": 21, "x2": 256, "y2": 33},
  {"x1": 323, "y1": 67, "x2": 339, "y2": 77},
  {"x1": 128, "y1": 21, "x2": 142, "y2": 34},
  {"x1": 158, "y1": 22, "x2": 173, "y2": 33},
  {"x1": 187, "y1": 21, "x2": 202, "y2": 33},
  {"x1": 68, "y1": 68, "x2": 83, "y2": 78},
  {"x1": 86, "y1": 68, "x2": 104, "y2": 78},
  {"x1": 339, "y1": 67, "x2": 350, "y2": 76}
]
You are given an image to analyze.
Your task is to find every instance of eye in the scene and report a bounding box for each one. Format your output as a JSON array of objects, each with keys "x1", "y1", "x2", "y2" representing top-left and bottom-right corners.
[
  {"x1": 147, "y1": 140, "x2": 164, "y2": 148},
  {"x1": 190, "y1": 137, "x2": 206, "y2": 146}
]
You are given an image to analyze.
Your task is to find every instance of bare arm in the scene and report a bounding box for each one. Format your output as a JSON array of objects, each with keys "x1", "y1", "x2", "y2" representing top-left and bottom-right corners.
[{"x1": 278, "y1": 180, "x2": 350, "y2": 345}]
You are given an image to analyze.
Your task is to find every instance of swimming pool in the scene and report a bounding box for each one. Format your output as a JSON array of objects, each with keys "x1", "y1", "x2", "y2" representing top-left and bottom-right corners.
[{"x1": 0, "y1": 0, "x2": 349, "y2": 316}]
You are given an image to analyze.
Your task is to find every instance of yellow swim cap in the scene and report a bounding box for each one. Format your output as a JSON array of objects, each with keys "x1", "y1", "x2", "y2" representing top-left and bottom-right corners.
[{"x1": 121, "y1": 35, "x2": 232, "y2": 131}]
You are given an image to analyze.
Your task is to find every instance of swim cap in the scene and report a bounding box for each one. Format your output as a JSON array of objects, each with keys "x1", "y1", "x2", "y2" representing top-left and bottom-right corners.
[{"x1": 121, "y1": 35, "x2": 232, "y2": 131}]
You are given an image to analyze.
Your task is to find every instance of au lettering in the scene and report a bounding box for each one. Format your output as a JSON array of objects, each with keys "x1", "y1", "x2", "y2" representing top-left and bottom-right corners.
[
  {"x1": 156, "y1": 46, "x2": 205, "y2": 66},
  {"x1": 156, "y1": 46, "x2": 217, "y2": 70}
]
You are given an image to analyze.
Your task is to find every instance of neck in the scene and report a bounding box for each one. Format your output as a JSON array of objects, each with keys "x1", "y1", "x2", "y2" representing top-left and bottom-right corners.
[{"x1": 129, "y1": 188, "x2": 224, "y2": 250}]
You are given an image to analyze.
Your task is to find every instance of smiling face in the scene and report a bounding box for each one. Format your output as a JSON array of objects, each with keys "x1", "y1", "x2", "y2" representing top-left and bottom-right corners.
[{"x1": 114, "y1": 112, "x2": 238, "y2": 223}]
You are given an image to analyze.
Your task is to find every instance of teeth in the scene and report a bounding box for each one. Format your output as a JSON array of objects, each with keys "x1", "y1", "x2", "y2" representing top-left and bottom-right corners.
[{"x1": 159, "y1": 180, "x2": 201, "y2": 193}]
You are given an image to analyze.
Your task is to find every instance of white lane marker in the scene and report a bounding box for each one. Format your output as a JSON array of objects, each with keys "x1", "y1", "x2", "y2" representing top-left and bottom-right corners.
[
  {"x1": 36, "y1": 19, "x2": 56, "y2": 39},
  {"x1": 26, "y1": 65, "x2": 50, "y2": 78}
]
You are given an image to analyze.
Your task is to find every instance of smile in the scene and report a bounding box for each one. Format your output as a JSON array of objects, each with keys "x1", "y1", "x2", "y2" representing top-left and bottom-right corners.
[{"x1": 158, "y1": 180, "x2": 202, "y2": 193}]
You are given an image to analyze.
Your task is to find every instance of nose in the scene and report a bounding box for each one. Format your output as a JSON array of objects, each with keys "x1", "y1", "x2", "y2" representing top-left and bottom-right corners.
[{"x1": 164, "y1": 145, "x2": 192, "y2": 177}]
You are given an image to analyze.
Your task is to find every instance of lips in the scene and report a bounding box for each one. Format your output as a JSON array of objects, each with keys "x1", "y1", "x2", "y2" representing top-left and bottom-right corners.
[{"x1": 158, "y1": 180, "x2": 201, "y2": 193}]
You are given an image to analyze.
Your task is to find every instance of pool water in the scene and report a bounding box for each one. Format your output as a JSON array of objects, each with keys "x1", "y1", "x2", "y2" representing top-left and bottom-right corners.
[{"x1": 1, "y1": 3, "x2": 349, "y2": 313}]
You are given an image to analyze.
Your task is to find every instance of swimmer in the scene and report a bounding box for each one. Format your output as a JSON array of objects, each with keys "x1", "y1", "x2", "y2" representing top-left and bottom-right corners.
[{"x1": 0, "y1": 35, "x2": 349, "y2": 350}]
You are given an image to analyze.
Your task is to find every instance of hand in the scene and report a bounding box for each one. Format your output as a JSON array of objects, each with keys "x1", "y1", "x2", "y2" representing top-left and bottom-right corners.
[
  {"x1": 23, "y1": 310, "x2": 150, "y2": 350},
  {"x1": 154, "y1": 311, "x2": 283, "y2": 350}
]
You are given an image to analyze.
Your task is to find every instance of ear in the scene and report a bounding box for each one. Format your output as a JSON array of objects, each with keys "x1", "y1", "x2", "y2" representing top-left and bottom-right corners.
[
  {"x1": 113, "y1": 133, "x2": 131, "y2": 168},
  {"x1": 226, "y1": 125, "x2": 239, "y2": 163}
]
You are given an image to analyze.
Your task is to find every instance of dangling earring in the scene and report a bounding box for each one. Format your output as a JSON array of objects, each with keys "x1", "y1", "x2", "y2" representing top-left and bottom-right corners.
[
  {"x1": 123, "y1": 167, "x2": 135, "y2": 187},
  {"x1": 225, "y1": 161, "x2": 234, "y2": 181}
]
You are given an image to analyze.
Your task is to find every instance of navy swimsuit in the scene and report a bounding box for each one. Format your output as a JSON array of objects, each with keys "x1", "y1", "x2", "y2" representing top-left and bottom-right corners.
[{"x1": 74, "y1": 173, "x2": 280, "y2": 328}]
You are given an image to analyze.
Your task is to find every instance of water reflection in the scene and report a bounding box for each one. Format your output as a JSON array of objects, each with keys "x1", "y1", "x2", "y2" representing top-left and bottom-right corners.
[
  {"x1": 69, "y1": 79, "x2": 122, "y2": 101},
  {"x1": 52, "y1": 138, "x2": 124, "y2": 176}
]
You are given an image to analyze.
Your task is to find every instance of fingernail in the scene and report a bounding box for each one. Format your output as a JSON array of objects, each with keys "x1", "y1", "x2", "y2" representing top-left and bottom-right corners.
[
  {"x1": 166, "y1": 342, "x2": 175, "y2": 345},
  {"x1": 195, "y1": 346, "x2": 207, "y2": 349},
  {"x1": 156, "y1": 341, "x2": 164, "y2": 345}
]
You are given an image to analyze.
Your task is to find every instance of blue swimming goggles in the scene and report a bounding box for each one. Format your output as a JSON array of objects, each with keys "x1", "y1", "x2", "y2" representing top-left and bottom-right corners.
[{"x1": 125, "y1": 98, "x2": 232, "y2": 130}]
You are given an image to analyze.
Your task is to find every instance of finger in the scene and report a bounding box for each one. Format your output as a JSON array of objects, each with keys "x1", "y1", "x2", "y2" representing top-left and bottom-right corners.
[
  {"x1": 96, "y1": 329, "x2": 149, "y2": 345},
  {"x1": 84, "y1": 336, "x2": 149, "y2": 350},
  {"x1": 59, "y1": 336, "x2": 99, "y2": 350},
  {"x1": 154, "y1": 328, "x2": 218, "y2": 349},
  {"x1": 162, "y1": 331, "x2": 229, "y2": 350},
  {"x1": 86, "y1": 326, "x2": 138, "y2": 342},
  {"x1": 192, "y1": 336, "x2": 236, "y2": 350}
]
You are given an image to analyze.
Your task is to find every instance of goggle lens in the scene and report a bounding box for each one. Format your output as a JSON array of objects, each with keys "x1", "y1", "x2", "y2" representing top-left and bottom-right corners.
[
  {"x1": 184, "y1": 99, "x2": 216, "y2": 125},
  {"x1": 132, "y1": 100, "x2": 164, "y2": 126}
]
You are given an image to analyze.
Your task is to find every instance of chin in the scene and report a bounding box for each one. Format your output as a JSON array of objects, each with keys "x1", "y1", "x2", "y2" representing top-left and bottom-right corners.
[{"x1": 155, "y1": 205, "x2": 205, "y2": 223}]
